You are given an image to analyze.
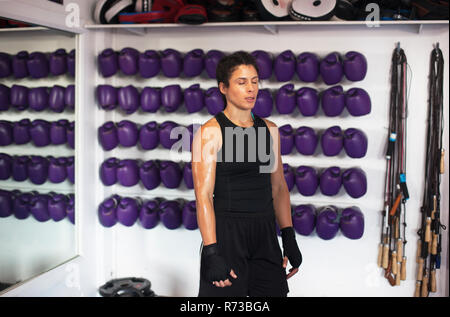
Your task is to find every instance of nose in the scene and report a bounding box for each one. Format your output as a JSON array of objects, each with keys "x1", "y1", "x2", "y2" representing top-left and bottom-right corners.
[{"x1": 246, "y1": 81, "x2": 256, "y2": 92}]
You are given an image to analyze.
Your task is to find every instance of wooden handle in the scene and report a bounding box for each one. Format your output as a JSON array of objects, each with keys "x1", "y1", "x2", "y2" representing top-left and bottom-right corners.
[
  {"x1": 416, "y1": 240, "x2": 422, "y2": 263},
  {"x1": 397, "y1": 239, "x2": 403, "y2": 258},
  {"x1": 421, "y1": 272, "x2": 429, "y2": 297},
  {"x1": 390, "y1": 193, "x2": 402, "y2": 216},
  {"x1": 401, "y1": 256, "x2": 407, "y2": 280},
  {"x1": 392, "y1": 251, "x2": 398, "y2": 275},
  {"x1": 430, "y1": 269, "x2": 436, "y2": 293},
  {"x1": 394, "y1": 217, "x2": 399, "y2": 239},
  {"x1": 414, "y1": 281, "x2": 421, "y2": 297},
  {"x1": 417, "y1": 258, "x2": 424, "y2": 281},
  {"x1": 432, "y1": 233, "x2": 438, "y2": 255},
  {"x1": 382, "y1": 245, "x2": 390, "y2": 269},
  {"x1": 377, "y1": 244, "x2": 383, "y2": 267},
  {"x1": 440, "y1": 149, "x2": 445, "y2": 174},
  {"x1": 395, "y1": 267, "x2": 401, "y2": 285},
  {"x1": 425, "y1": 217, "x2": 432, "y2": 242}
]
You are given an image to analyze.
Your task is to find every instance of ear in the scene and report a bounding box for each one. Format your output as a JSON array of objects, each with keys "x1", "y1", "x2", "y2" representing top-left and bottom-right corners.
[{"x1": 219, "y1": 82, "x2": 228, "y2": 96}]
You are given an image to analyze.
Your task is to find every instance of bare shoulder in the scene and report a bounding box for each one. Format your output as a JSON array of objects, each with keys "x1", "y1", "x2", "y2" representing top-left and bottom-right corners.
[
  {"x1": 202, "y1": 116, "x2": 220, "y2": 130},
  {"x1": 193, "y1": 117, "x2": 222, "y2": 145},
  {"x1": 261, "y1": 117, "x2": 278, "y2": 129}
]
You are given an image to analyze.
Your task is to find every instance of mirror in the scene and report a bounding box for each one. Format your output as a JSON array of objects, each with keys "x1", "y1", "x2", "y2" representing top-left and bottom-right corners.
[{"x1": 0, "y1": 16, "x2": 76, "y2": 294}]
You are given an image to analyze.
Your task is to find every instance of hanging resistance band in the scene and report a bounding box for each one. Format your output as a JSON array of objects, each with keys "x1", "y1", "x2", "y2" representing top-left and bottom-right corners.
[
  {"x1": 378, "y1": 43, "x2": 409, "y2": 287},
  {"x1": 414, "y1": 43, "x2": 446, "y2": 297}
]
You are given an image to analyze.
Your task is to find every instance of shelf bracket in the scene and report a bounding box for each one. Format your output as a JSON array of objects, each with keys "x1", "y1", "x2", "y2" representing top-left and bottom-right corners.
[
  {"x1": 263, "y1": 25, "x2": 278, "y2": 35},
  {"x1": 124, "y1": 27, "x2": 147, "y2": 36},
  {"x1": 417, "y1": 23, "x2": 423, "y2": 34}
]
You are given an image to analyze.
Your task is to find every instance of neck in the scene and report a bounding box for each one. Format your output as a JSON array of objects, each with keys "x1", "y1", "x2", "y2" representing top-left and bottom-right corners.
[{"x1": 223, "y1": 105, "x2": 253, "y2": 124}]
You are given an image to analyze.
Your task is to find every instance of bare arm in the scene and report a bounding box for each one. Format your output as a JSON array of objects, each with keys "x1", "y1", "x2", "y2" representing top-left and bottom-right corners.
[
  {"x1": 192, "y1": 122, "x2": 220, "y2": 246},
  {"x1": 264, "y1": 119, "x2": 293, "y2": 230}
]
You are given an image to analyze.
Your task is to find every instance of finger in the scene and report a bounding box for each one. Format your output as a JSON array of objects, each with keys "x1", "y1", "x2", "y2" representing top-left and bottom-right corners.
[
  {"x1": 224, "y1": 279, "x2": 233, "y2": 287},
  {"x1": 230, "y1": 269, "x2": 238, "y2": 279},
  {"x1": 286, "y1": 267, "x2": 299, "y2": 280},
  {"x1": 282, "y1": 256, "x2": 288, "y2": 268}
]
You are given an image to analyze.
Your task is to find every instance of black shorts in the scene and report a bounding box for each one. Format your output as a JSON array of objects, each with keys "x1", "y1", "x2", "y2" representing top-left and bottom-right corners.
[{"x1": 198, "y1": 210, "x2": 289, "y2": 297}]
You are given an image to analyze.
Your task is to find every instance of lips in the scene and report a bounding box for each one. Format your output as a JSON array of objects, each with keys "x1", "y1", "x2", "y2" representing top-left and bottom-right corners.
[{"x1": 245, "y1": 97, "x2": 255, "y2": 102}]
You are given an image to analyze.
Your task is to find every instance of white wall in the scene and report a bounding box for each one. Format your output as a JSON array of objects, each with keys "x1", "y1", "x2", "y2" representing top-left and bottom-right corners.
[{"x1": 92, "y1": 24, "x2": 449, "y2": 297}]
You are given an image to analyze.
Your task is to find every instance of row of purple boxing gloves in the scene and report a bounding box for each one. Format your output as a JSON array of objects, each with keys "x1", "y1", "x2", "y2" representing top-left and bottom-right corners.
[
  {"x1": 98, "y1": 48, "x2": 367, "y2": 84},
  {"x1": 0, "y1": 49, "x2": 75, "y2": 79},
  {"x1": 283, "y1": 165, "x2": 367, "y2": 198},
  {"x1": 100, "y1": 157, "x2": 367, "y2": 199},
  {"x1": 0, "y1": 119, "x2": 75, "y2": 148},
  {"x1": 0, "y1": 84, "x2": 75, "y2": 112},
  {"x1": 98, "y1": 196, "x2": 197, "y2": 229},
  {"x1": 101, "y1": 159, "x2": 191, "y2": 189},
  {"x1": 293, "y1": 205, "x2": 364, "y2": 240},
  {"x1": 0, "y1": 189, "x2": 75, "y2": 224},
  {"x1": 0, "y1": 153, "x2": 74, "y2": 185},
  {"x1": 99, "y1": 120, "x2": 367, "y2": 158},
  {"x1": 98, "y1": 194, "x2": 364, "y2": 241},
  {"x1": 97, "y1": 83, "x2": 371, "y2": 117}
]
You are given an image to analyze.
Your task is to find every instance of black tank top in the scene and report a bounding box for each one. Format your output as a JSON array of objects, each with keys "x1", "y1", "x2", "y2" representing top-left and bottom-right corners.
[{"x1": 213, "y1": 111, "x2": 275, "y2": 213}]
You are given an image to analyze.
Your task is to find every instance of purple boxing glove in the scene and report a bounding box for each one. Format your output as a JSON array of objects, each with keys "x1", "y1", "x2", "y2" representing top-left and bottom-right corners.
[
  {"x1": 319, "y1": 166, "x2": 342, "y2": 196},
  {"x1": 343, "y1": 51, "x2": 367, "y2": 82},
  {"x1": 276, "y1": 83, "x2": 296, "y2": 115},
  {"x1": 118, "y1": 47, "x2": 139, "y2": 76},
  {"x1": 117, "y1": 197, "x2": 139, "y2": 227},
  {"x1": 182, "y1": 200, "x2": 198, "y2": 230},
  {"x1": 345, "y1": 88, "x2": 371, "y2": 116},
  {"x1": 296, "y1": 52, "x2": 319, "y2": 83},
  {"x1": 251, "y1": 50, "x2": 272, "y2": 80},
  {"x1": 140, "y1": 87, "x2": 160, "y2": 113},
  {"x1": 98, "y1": 48, "x2": 118, "y2": 77},
  {"x1": 320, "y1": 52, "x2": 343, "y2": 85},
  {"x1": 274, "y1": 50, "x2": 295, "y2": 82},
  {"x1": 253, "y1": 89, "x2": 273, "y2": 118},
  {"x1": 292, "y1": 204, "x2": 316, "y2": 236},
  {"x1": 97, "y1": 85, "x2": 118, "y2": 110},
  {"x1": 342, "y1": 168, "x2": 367, "y2": 198},
  {"x1": 321, "y1": 85, "x2": 345, "y2": 117},
  {"x1": 321, "y1": 126, "x2": 343, "y2": 156},
  {"x1": 140, "y1": 160, "x2": 161, "y2": 190},
  {"x1": 139, "y1": 200, "x2": 160, "y2": 229},
  {"x1": 295, "y1": 166, "x2": 318, "y2": 196},
  {"x1": 205, "y1": 50, "x2": 225, "y2": 79},
  {"x1": 139, "y1": 50, "x2": 160, "y2": 78},
  {"x1": 98, "y1": 197, "x2": 118, "y2": 227},
  {"x1": 340, "y1": 206, "x2": 364, "y2": 239},
  {"x1": 183, "y1": 49, "x2": 204, "y2": 77},
  {"x1": 316, "y1": 206, "x2": 339, "y2": 240},
  {"x1": 343, "y1": 128, "x2": 368, "y2": 158},
  {"x1": 159, "y1": 200, "x2": 182, "y2": 230}
]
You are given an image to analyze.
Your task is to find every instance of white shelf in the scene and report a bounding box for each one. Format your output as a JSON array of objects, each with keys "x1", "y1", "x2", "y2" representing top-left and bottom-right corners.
[
  {"x1": 84, "y1": 20, "x2": 449, "y2": 35},
  {"x1": 0, "y1": 26, "x2": 49, "y2": 32},
  {"x1": 84, "y1": 20, "x2": 449, "y2": 29}
]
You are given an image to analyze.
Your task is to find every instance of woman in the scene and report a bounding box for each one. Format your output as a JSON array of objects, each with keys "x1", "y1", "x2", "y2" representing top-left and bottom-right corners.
[{"x1": 192, "y1": 51, "x2": 302, "y2": 297}]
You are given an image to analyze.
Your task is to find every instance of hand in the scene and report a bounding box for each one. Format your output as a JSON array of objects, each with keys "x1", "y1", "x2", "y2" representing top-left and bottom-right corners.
[
  {"x1": 212, "y1": 269, "x2": 238, "y2": 288},
  {"x1": 283, "y1": 256, "x2": 299, "y2": 279},
  {"x1": 281, "y1": 227, "x2": 302, "y2": 279}
]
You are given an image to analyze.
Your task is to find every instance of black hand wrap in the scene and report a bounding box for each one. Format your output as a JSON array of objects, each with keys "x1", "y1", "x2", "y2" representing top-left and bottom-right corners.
[
  {"x1": 281, "y1": 227, "x2": 303, "y2": 268},
  {"x1": 202, "y1": 243, "x2": 231, "y2": 283}
]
